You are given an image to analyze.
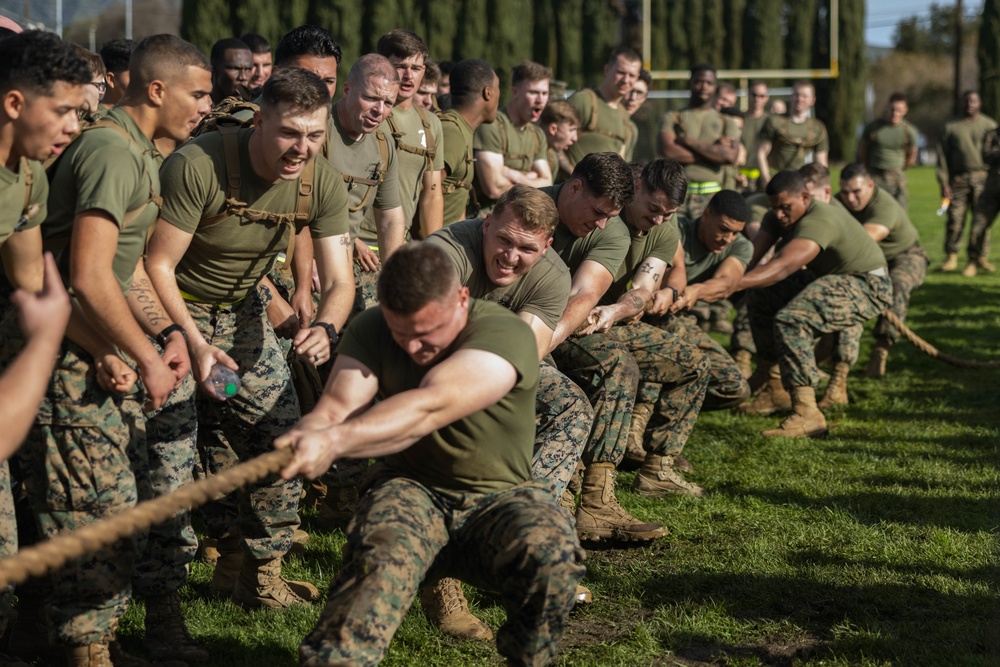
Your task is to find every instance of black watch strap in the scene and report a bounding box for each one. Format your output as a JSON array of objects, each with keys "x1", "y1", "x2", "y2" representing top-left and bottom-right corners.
[
  {"x1": 315, "y1": 321, "x2": 339, "y2": 345},
  {"x1": 156, "y1": 323, "x2": 186, "y2": 348}
]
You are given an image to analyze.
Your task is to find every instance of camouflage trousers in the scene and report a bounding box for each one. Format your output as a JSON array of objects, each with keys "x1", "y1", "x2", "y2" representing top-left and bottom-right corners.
[
  {"x1": 945, "y1": 171, "x2": 988, "y2": 255},
  {"x1": 533, "y1": 361, "x2": 591, "y2": 497},
  {"x1": 650, "y1": 314, "x2": 750, "y2": 410},
  {"x1": 4, "y1": 329, "x2": 139, "y2": 646},
  {"x1": 300, "y1": 471, "x2": 585, "y2": 667},
  {"x1": 729, "y1": 292, "x2": 756, "y2": 354},
  {"x1": 184, "y1": 290, "x2": 302, "y2": 560},
  {"x1": 872, "y1": 168, "x2": 909, "y2": 210},
  {"x1": 550, "y1": 335, "x2": 639, "y2": 465},
  {"x1": 835, "y1": 245, "x2": 930, "y2": 363},
  {"x1": 689, "y1": 299, "x2": 733, "y2": 333},
  {"x1": 749, "y1": 270, "x2": 893, "y2": 388},
  {"x1": 0, "y1": 461, "x2": 15, "y2": 637},
  {"x1": 968, "y1": 172, "x2": 1000, "y2": 261},
  {"x1": 602, "y1": 322, "x2": 709, "y2": 457},
  {"x1": 353, "y1": 255, "x2": 381, "y2": 316}
]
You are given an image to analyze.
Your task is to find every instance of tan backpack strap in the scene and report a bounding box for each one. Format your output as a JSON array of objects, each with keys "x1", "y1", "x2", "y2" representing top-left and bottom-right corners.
[
  {"x1": 220, "y1": 124, "x2": 242, "y2": 200},
  {"x1": 286, "y1": 159, "x2": 315, "y2": 266},
  {"x1": 585, "y1": 89, "x2": 599, "y2": 132},
  {"x1": 415, "y1": 106, "x2": 437, "y2": 161},
  {"x1": 20, "y1": 157, "x2": 32, "y2": 214}
]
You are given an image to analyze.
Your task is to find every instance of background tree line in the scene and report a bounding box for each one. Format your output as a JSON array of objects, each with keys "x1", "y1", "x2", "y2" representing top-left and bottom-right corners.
[{"x1": 179, "y1": 0, "x2": 864, "y2": 159}]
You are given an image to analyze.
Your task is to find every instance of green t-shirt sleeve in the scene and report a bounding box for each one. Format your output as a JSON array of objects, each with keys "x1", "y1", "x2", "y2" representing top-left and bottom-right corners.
[
  {"x1": 22, "y1": 160, "x2": 49, "y2": 232},
  {"x1": 310, "y1": 159, "x2": 351, "y2": 238},
  {"x1": 647, "y1": 221, "x2": 680, "y2": 265},
  {"x1": 159, "y1": 149, "x2": 215, "y2": 234},
  {"x1": 460, "y1": 304, "x2": 538, "y2": 385},
  {"x1": 905, "y1": 123, "x2": 919, "y2": 150},
  {"x1": 531, "y1": 125, "x2": 548, "y2": 163},
  {"x1": 760, "y1": 116, "x2": 779, "y2": 143},
  {"x1": 424, "y1": 223, "x2": 475, "y2": 283},
  {"x1": 373, "y1": 138, "x2": 402, "y2": 211},
  {"x1": 518, "y1": 256, "x2": 570, "y2": 330},
  {"x1": 588, "y1": 221, "x2": 631, "y2": 276},
  {"x1": 442, "y1": 122, "x2": 466, "y2": 178},
  {"x1": 816, "y1": 122, "x2": 830, "y2": 153},
  {"x1": 792, "y1": 211, "x2": 836, "y2": 249},
  {"x1": 723, "y1": 116, "x2": 741, "y2": 140},
  {"x1": 473, "y1": 120, "x2": 503, "y2": 154},
  {"x1": 429, "y1": 114, "x2": 445, "y2": 172},
  {"x1": 729, "y1": 235, "x2": 754, "y2": 267},
  {"x1": 567, "y1": 91, "x2": 594, "y2": 134},
  {"x1": 336, "y1": 307, "x2": 387, "y2": 376},
  {"x1": 65, "y1": 131, "x2": 145, "y2": 229}
]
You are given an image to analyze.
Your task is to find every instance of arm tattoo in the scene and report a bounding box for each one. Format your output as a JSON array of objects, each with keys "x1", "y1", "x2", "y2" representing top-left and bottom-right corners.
[
  {"x1": 131, "y1": 277, "x2": 168, "y2": 328},
  {"x1": 339, "y1": 235, "x2": 351, "y2": 245},
  {"x1": 623, "y1": 291, "x2": 645, "y2": 312},
  {"x1": 637, "y1": 261, "x2": 661, "y2": 283}
]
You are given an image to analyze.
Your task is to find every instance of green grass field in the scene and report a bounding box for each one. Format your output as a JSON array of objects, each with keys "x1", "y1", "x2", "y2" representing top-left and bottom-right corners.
[{"x1": 116, "y1": 166, "x2": 999, "y2": 667}]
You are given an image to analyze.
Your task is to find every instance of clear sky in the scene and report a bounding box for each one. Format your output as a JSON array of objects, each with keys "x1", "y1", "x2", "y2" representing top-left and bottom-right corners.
[{"x1": 866, "y1": 0, "x2": 984, "y2": 47}]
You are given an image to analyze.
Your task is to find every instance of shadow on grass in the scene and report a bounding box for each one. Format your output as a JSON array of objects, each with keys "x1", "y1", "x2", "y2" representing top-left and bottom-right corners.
[
  {"x1": 789, "y1": 548, "x2": 1000, "y2": 588},
  {"x1": 637, "y1": 569, "x2": 1000, "y2": 665}
]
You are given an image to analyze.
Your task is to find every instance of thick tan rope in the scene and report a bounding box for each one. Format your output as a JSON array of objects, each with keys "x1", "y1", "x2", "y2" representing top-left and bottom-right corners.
[
  {"x1": 0, "y1": 448, "x2": 293, "y2": 589},
  {"x1": 883, "y1": 311, "x2": 1000, "y2": 369}
]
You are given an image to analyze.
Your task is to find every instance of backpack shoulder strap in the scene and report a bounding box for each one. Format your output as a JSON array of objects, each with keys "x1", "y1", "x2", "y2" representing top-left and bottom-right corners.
[
  {"x1": 414, "y1": 105, "x2": 437, "y2": 160},
  {"x1": 20, "y1": 157, "x2": 32, "y2": 215},
  {"x1": 84, "y1": 119, "x2": 164, "y2": 227}
]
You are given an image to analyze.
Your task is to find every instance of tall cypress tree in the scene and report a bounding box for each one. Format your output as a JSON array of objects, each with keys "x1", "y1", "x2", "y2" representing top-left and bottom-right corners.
[
  {"x1": 817, "y1": 0, "x2": 865, "y2": 160},
  {"x1": 488, "y1": 0, "x2": 534, "y2": 97},
  {"x1": 554, "y1": 0, "x2": 585, "y2": 87},
  {"x1": 723, "y1": 0, "x2": 747, "y2": 68},
  {"x1": 307, "y1": 0, "x2": 363, "y2": 72},
  {"x1": 745, "y1": 0, "x2": 784, "y2": 70},
  {"x1": 785, "y1": 0, "x2": 816, "y2": 70},
  {"x1": 979, "y1": 0, "x2": 1000, "y2": 118},
  {"x1": 701, "y1": 0, "x2": 725, "y2": 67},
  {"x1": 424, "y1": 0, "x2": 460, "y2": 64},
  {"x1": 180, "y1": 0, "x2": 233, "y2": 56}
]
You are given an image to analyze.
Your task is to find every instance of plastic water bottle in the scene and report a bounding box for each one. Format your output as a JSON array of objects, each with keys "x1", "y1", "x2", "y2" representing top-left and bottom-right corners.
[
  {"x1": 937, "y1": 198, "x2": 950, "y2": 216},
  {"x1": 207, "y1": 364, "x2": 240, "y2": 400}
]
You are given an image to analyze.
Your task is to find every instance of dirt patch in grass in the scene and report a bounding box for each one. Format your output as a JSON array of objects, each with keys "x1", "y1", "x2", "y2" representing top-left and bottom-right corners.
[{"x1": 670, "y1": 635, "x2": 824, "y2": 666}]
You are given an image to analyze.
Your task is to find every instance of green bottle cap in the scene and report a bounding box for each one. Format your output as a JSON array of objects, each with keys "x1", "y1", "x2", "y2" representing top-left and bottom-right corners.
[{"x1": 225, "y1": 382, "x2": 237, "y2": 396}]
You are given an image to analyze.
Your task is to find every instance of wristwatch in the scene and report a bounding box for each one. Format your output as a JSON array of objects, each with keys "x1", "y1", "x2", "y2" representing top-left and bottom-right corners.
[
  {"x1": 314, "y1": 321, "x2": 339, "y2": 346},
  {"x1": 156, "y1": 323, "x2": 187, "y2": 348}
]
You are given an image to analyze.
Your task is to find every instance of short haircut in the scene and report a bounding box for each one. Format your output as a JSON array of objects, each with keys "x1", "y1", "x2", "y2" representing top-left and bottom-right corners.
[
  {"x1": 492, "y1": 184, "x2": 560, "y2": 237},
  {"x1": 572, "y1": 152, "x2": 635, "y2": 210},
  {"x1": 840, "y1": 163, "x2": 871, "y2": 182},
  {"x1": 450, "y1": 58, "x2": 495, "y2": 108},
  {"x1": 717, "y1": 81, "x2": 736, "y2": 95},
  {"x1": 71, "y1": 44, "x2": 106, "y2": 78},
  {"x1": 275, "y1": 25, "x2": 341, "y2": 66},
  {"x1": 512, "y1": 60, "x2": 552, "y2": 86},
  {"x1": 798, "y1": 163, "x2": 830, "y2": 188},
  {"x1": 210, "y1": 38, "x2": 250, "y2": 66},
  {"x1": 793, "y1": 80, "x2": 815, "y2": 95},
  {"x1": 376, "y1": 29, "x2": 428, "y2": 61},
  {"x1": 638, "y1": 68, "x2": 652, "y2": 87},
  {"x1": 706, "y1": 190, "x2": 750, "y2": 223},
  {"x1": 438, "y1": 60, "x2": 455, "y2": 75},
  {"x1": 240, "y1": 33, "x2": 270, "y2": 55},
  {"x1": 690, "y1": 63, "x2": 716, "y2": 79},
  {"x1": 260, "y1": 66, "x2": 331, "y2": 114},
  {"x1": 750, "y1": 80, "x2": 767, "y2": 91},
  {"x1": 346, "y1": 53, "x2": 399, "y2": 89},
  {"x1": 0, "y1": 30, "x2": 91, "y2": 96},
  {"x1": 607, "y1": 47, "x2": 641, "y2": 66},
  {"x1": 640, "y1": 158, "x2": 687, "y2": 207},
  {"x1": 963, "y1": 89, "x2": 979, "y2": 100},
  {"x1": 378, "y1": 242, "x2": 459, "y2": 315},
  {"x1": 540, "y1": 100, "x2": 579, "y2": 127},
  {"x1": 100, "y1": 38, "x2": 136, "y2": 75},
  {"x1": 422, "y1": 60, "x2": 440, "y2": 86},
  {"x1": 766, "y1": 170, "x2": 808, "y2": 197},
  {"x1": 129, "y1": 34, "x2": 210, "y2": 93},
  {"x1": 888, "y1": 92, "x2": 907, "y2": 104}
]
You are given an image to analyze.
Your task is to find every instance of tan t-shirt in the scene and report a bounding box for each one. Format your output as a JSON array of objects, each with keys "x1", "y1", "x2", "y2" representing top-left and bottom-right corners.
[{"x1": 159, "y1": 127, "x2": 349, "y2": 303}]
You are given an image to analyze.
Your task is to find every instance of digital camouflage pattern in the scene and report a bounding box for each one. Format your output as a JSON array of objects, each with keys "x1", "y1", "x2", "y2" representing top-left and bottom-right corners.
[
  {"x1": 533, "y1": 361, "x2": 592, "y2": 496},
  {"x1": 871, "y1": 168, "x2": 909, "y2": 210},
  {"x1": 0, "y1": 461, "x2": 16, "y2": 637},
  {"x1": 300, "y1": 472, "x2": 585, "y2": 667},
  {"x1": 944, "y1": 171, "x2": 987, "y2": 255}
]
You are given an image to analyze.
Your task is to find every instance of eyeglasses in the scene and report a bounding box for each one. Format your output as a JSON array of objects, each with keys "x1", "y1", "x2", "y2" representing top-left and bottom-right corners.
[{"x1": 88, "y1": 80, "x2": 108, "y2": 94}]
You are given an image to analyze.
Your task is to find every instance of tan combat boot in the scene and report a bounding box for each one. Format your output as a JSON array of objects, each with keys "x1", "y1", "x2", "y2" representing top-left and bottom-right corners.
[
  {"x1": 143, "y1": 592, "x2": 209, "y2": 662},
  {"x1": 420, "y1": 578, "x2": 493, "y2": 641},
  {"x1": 197, "y1": 537, "x2": 220, "y2": 564},
  {"x1": 559, "y1": 488, "x2": 576, "y2": 512},
  {"x1": 738, "y1": 362, "x2": 791, "y2": 415},
  {"x1": 621, "y1": 402, "x2": 653, "y2": 470},
  {"x1": 940, "y1": 252, "x2": 958, "y2": 271},
  {"x1": 209, "y1": 533, "x2": 242, "y2": 596},
  {"x1": 865, "y1": 340, "x2": 890, "y2": 378},
  {"x1": 977, "y1": 256, "x2": 996, "y2": 272},
  {"x1": 818, "y1": 362, "x2": 850, "y2": 409},
  {"x1": 231, "y1": 557, "x2": 320, "y2": 610},
  {"x1": 66, "y1": 643, "x2": 112, "y2": 667},
  {"x1": 961, "y1": 261, "x2": 978, "y2": 277},
  {"x1": 762, "y1": 386, "x2": 828, "y2": 438},
  {"x1": 574, "y1": 584, "x2": 593, "y2": 604},
  {"x1": 289, "y1": 528, "x2": 310, "y2": 555},
  {"x1": 633, "y1": 454, "x2": 705, "y2": 497},
  {"x1": 575, "y1": 463, "x2": 666, "y2": 542},
  {"x1": 734, "y1": 350, "x2": 753, "y2": 379}
]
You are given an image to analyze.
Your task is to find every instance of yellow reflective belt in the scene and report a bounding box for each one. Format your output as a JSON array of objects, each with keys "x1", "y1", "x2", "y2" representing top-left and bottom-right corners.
[
  {"x1": 179, "y1": 289, "x2": 247, "y2": 306},
  {"x1": 739, "y1": 168, "x2": 761, "y2": 179},
  {"x1": 688, "y1": 181, "x2": 722, "y2": 195}
]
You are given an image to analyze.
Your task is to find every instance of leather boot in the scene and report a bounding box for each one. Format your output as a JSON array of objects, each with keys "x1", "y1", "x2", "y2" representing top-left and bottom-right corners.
[
  {"x1": 231, "y1": 557, "x2": 320, "y2": 610},
  {"x1": 762, "y1": 386, "x2": 828, "y2": 438},
  {"x1": 419, "y1": 578, "x2": 493, "y2": 641},
  {"x1": 961, "y1": 261, "x2": 977, "y2": 277},
  {"x1": 865, "y1": 339, "x2": 890, "y2": 378},
  {"x1": 559, "y1": 488, "x2": 576, "y2": 512},
  {"x1": 734, "y1": 350, "x2": 753, "y2": 379},
  {"x1": 575, "y1": 463, "x2": 666, "y2": 542},
  {"x1": 940, "y1": 252, "x2": 958, "y2": 271},
  {"x1": 977, "y1": 256, "x2": 996, "y2": 272},
  {"x1": 66, "y1": 643, "x2": 112, "y2": 667},
  {"x1": 621, "y1": 402, "x2": 653, "y2": 470},
  {"x1": 633, "y1": 454, "x2": 705, "y2": 497},
  {"x1": 574, "y1": 584, "x2": 593, "y2": 604},
  {"x1": 209, "y1": 533, "x2": 242, "y2": 596},
  {"x1": 818, "y1": 362, "x2": 850, "y2": 408},
  {"x1": 738, "y1": 362, "x2": 791, "y2": 415},
  {"x1": 289, "y1": 528, "x2": 310, "y2": 555},
  {"x1": 143, "y1": 592, "x2": 209, "y2": 662},
  {"x1": 197, "y1": 537, "x2": 219, "y2": 564}
]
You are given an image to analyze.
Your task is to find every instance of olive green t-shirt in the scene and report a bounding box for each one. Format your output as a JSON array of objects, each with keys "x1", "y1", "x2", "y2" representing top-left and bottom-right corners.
[
  {"x1": 745, "y1": 192, "x2": 770, "y2": 225},
  {"x1": 0, "y1": 158, "x2": 47, "y2": 247},
  {"x1": 159, "y1": 127, "x2": 350, "y2": 303},
  {"x1": 546, "y1": 147, "x2": 560, "y2": 181},
  {"x1": 565, "y1": 88, "x2": 629, "y2": 165},
  {"x1": 360, "y1": 104, "x2": 444, "y2": 241},
  {"x1": 339, "y1": 298, "x2": 539, "y2": 494},
  {"x1": 760, "y1": 200, "x2": 886, "y2": 276},
  {"x1": 624, "y1": 118, "x2": 639, "y2": 162},
  {"x1": 742, "y1": 113, "x2": 769, "y2": 170},
  {"x1": 45, "y1": 107, "x2": 162, "y2": 294},
  {"x1": 326, "y1": 102, "x2": 401, "y2": 242},
  {"x1": 678, "y1": 215, "x2": 753, "y2": 284},
  {"x1": 836, "y1": 186, "x2": 919, "y2": 261},
  {"x1": 541, "y1": 183, "x2": 631, "y2": 277},
  {"x1": 862, "y1": 118, "x2": 919, "y2": 171},
  {"x1": 659, "y1": 107, "x2": 741, "y2": 182},
  {"x1": 600, "y1": 214, "x2": 678, "y2": 305},
  {"x1": 474, "y1": 108, "x2": 547, "y2": 209},
  {"x1": 441, "y1": 109, "x2": 476, "y2": 225},
  {"x1": 760, "y1": 115, "x2": 829, "y2": 170},
  {"x1": 426, "y1": 218, "x2": 570, "y2": 330},
  {"x1": 938, "y1": 114, "x2": 998, "y2": 177}
]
